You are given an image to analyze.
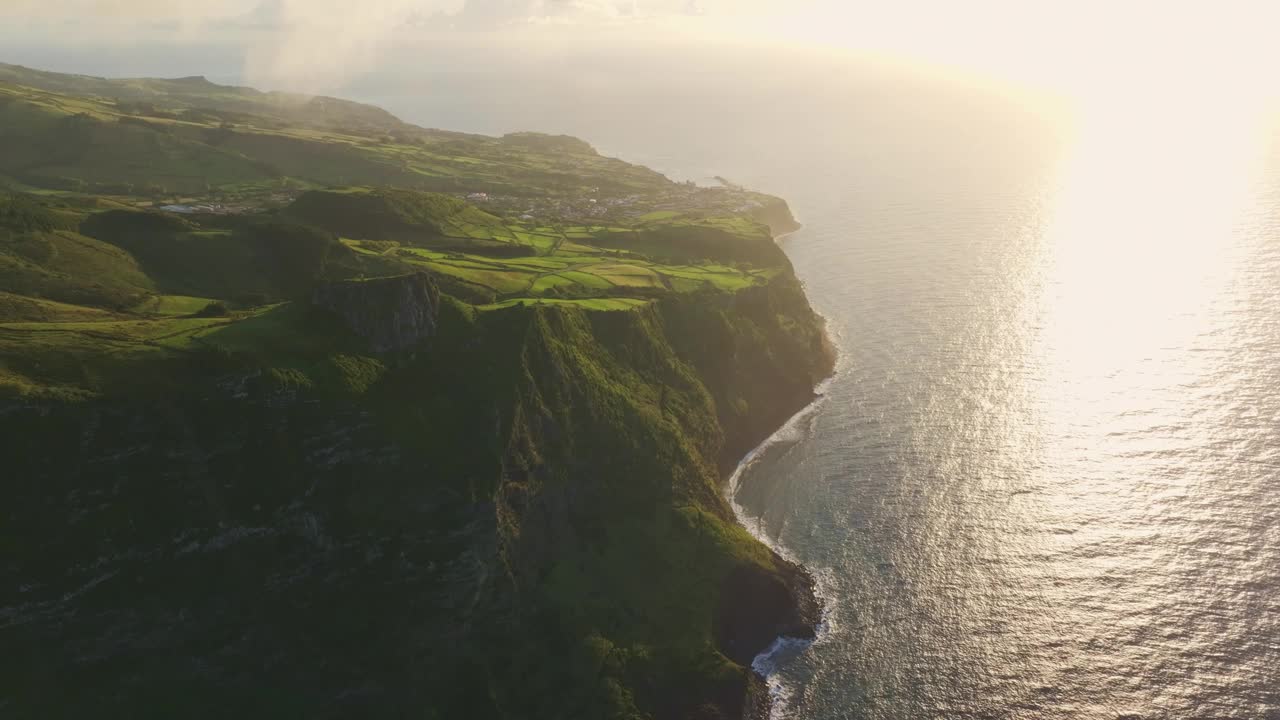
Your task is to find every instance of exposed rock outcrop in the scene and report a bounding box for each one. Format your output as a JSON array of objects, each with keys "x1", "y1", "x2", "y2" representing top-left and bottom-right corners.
[
  {"x1": 312, "y1": 272, "x2": 440, "y2": 352},
  {"x1": 714, "y1": 562, "x2": 819, "y2": 669},
  {"x1": 749, "y1": 196, "x2": 802, "y2": 237}
]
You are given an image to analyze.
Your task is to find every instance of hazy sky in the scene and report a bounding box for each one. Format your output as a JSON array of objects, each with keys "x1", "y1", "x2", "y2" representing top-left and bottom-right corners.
[{"x1": 3, "y1": 0, "x2": 1279, "y2": 109}]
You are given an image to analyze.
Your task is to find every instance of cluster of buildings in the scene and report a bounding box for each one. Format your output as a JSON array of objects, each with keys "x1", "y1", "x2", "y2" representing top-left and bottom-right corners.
[
  {"x1": 464, "y1": 181, "x2": 765, "y2": 225},
  {"x1": 154, "y1": 190, "x2": 297, "y2": 215},
  {"x1": 158, "y1": 203, "x2": 238, "y2": 215}
]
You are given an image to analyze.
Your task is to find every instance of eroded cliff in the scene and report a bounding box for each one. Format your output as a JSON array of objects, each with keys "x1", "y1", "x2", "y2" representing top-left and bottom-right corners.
[
  {"x1": 312, "y1": 273, "x2": 441, "y2": 352},
  {"x1": 2, "y1": 272, "x2": 832, "y2": 719}
]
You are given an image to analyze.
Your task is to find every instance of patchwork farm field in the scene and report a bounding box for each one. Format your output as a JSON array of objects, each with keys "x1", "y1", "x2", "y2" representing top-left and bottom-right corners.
[
  {"x1": 1, "y1": 178, "x2": 787, "y2": 399},
  {"x1": 345, "y1": 234, "x2": 769, "y2": 301},
  {"x1": 479, "y1": 297, "x2": 652, "y2": 312}
]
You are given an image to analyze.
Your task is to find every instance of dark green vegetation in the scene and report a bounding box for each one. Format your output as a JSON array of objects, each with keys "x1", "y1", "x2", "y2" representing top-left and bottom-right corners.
[{"x1": 0, "y1": 64, "x2": 833, "y2": 719}]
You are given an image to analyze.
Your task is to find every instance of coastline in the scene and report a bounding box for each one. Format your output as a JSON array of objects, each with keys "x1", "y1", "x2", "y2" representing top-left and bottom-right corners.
[
  {"x1": 725, "y1": 217, "x2": 842, "y2": 720},
  {"x1": 726, "y1": 362, "x2": 838, "y2": 720}
]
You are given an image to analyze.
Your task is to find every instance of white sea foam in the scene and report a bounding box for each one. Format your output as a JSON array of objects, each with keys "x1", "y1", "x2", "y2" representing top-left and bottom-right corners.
[
  {"x1": 750, "y1": 635, "x2": 813, "y2": 719},
  {"x1": 726, "y1": 308, "x2": 848, "y2": 555}
]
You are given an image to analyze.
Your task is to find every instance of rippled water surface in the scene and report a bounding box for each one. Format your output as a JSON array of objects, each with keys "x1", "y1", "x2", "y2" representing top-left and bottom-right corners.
[
  {"x1": 381, "y1": 75, "x2": 1280, "y2": 718},
  {"x1": 726, "y1": 108, "x2": 1280, "y2": 718}
]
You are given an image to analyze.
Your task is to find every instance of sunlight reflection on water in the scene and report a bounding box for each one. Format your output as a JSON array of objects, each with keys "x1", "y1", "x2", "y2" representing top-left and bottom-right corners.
[{"x1": 732, "y1": 104, "x2": 1280, "y2": 718}]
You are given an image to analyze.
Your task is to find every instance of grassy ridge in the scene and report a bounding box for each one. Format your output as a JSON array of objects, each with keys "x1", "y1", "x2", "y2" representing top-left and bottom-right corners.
[
  {"x1": 0, "y1": 65, "x2": 667, "y2": 198},
  {"x1": 0, "y1": 186, "x2": 790, "y2": 399}
]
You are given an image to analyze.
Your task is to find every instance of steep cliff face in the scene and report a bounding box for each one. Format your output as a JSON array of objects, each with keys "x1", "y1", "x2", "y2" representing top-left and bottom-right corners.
[
  {"x1": 658, "y1": 272, "x2": 831, "y2": 473},
  {"x1": 1, "y1": 273, "x2": 832, "y2": 719},
  {"x1": 477, "y1": 300, "x2": 830, "y2": 719},
  {"x1": 749, "y1": 196, "x2": 802, "y2": 237},
  {"x1": 312, "y1": 273, "x2": 441, "y2": 352}
]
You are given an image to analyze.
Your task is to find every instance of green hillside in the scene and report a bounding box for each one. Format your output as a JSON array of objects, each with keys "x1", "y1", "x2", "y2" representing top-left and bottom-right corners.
[
  {"x1": 0, "y1": 182, "x2": 797, "y2": 400},
  {"x1": 285, "y1": 188, "x2": 511, "y2": 244},
  {"x1": 0, "y1": 63, "x2": 668, "y2": 199},
  {"x1": 0, "y1": 63, "x2": 412, "y2": 136},
  {"x1": 0, "y1": 62, "x2": 798, "y2": 230},
  {"x1": 0, "y1": 63, "x2": 832, "y2": 720}
]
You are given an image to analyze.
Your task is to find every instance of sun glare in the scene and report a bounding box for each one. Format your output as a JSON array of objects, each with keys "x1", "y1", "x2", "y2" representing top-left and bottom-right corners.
[
  {"x1": 1038, "y1": 96, "x2": 1266, "y2": 363},
  {"x1": 716, "y1": 1, "x2": 1280, "y2": 121}
]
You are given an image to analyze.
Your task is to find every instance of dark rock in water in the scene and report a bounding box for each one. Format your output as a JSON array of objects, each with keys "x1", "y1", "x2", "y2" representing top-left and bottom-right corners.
[
  {"x1": 714, "y1": 561, "x2": 819, "y2": 668},
  {"x1": 713, "y1": 558, "x2": 821, "y2": 720},
  {"x1": 312, "y1": 273, "x2": 440, "y2": 352}
]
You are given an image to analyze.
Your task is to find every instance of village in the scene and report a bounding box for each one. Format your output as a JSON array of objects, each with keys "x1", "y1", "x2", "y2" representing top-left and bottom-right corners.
[
  {"x1": 149, "y1": 178, "x2": 773, "y2": 228},
  {"x1": 449, "y1": 179, "x2": 771, "y2": 225}
]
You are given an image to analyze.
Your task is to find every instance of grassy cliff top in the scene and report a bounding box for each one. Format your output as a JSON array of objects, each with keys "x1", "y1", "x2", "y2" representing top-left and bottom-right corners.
[
  {"x1": 0, "y1": 63, "x2": 803, "y2": 400},
  {"x1": 0, "y1": 186, "x2": 790, "y2": 399}
]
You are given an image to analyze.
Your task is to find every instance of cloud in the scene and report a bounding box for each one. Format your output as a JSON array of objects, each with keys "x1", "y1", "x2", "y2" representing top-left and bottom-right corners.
[
  {"x1": 233, "y1": 0, "x2": 659, "y2": 90},
  {"x1": 231, "y1": 0, "x2": 436, "y2": 91},
  {"x1": 1, "y1": 0, "x2": 259, "y2": 26},
  {"x1": 0, "y1": 0, "x2": 739, "y2": 91},
  {"x1": 229, "y1": 0, "x2": 718, "y2": 89},
  {"x1": 0, "y1": 0, "x2": 705, "y2": 28}
]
